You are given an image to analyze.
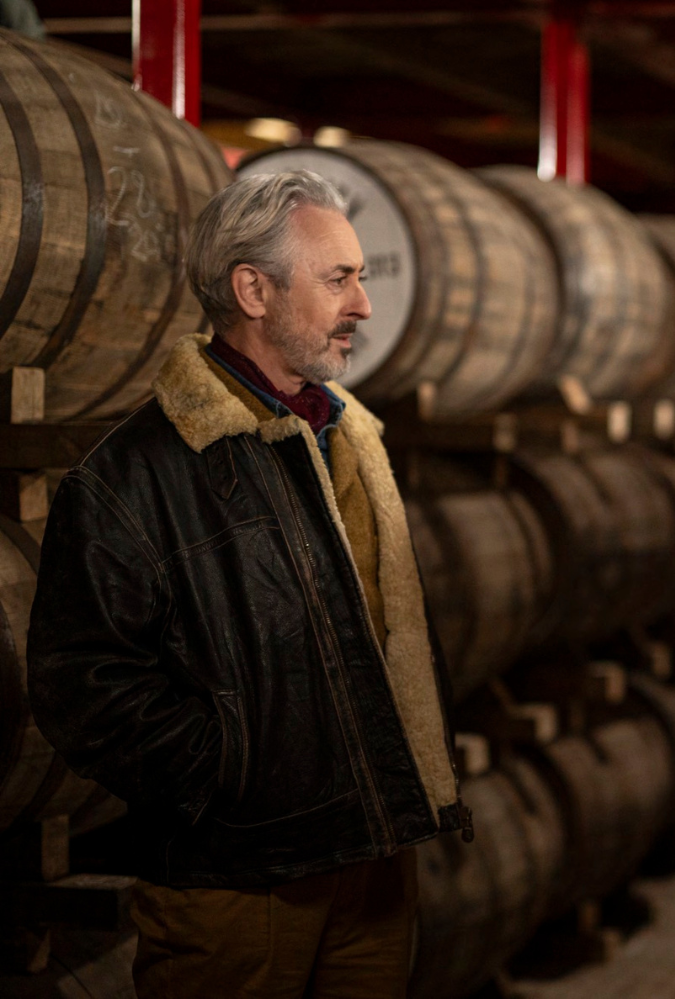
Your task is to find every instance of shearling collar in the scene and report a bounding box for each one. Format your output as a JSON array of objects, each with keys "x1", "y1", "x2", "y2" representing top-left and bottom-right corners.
[{"x1": 152, "y1": 332, "x2": 383, "y2": 453}]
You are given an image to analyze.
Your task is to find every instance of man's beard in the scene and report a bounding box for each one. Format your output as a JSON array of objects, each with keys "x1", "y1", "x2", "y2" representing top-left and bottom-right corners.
[{"x1": 269, "y1": 315, "x2": 356, "y2": 385}]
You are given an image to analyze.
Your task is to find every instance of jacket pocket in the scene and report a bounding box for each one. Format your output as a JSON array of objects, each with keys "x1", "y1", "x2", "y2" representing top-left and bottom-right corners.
[
  {"x1": 212, "y1": 689, "x2": 249, "y2": 806},
  {"x1": 203, "y1": 789, "x2": 366, "y2": 879}
]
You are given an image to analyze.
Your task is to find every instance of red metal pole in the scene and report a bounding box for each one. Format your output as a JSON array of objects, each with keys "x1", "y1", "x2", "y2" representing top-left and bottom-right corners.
[
  {"x1": 566, "y1": 34, "x2": 590, "y2": 185},
  {"x1": 132, "y1": 0, "x2": 202, "y2": 126},
  {"x1": 538, "y1": 8, "x2": 589, "y2": 184}
]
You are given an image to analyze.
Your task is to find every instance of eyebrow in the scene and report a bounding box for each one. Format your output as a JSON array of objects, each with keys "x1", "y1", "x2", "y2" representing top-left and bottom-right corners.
[{"x1": 326, "y1": 263, "x2": 367, "y2": 277}]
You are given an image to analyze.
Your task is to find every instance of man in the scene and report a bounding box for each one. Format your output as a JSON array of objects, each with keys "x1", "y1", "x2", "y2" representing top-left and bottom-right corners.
[{"x1": 28, "y1": 170, "x2": 471, "y2": 998}]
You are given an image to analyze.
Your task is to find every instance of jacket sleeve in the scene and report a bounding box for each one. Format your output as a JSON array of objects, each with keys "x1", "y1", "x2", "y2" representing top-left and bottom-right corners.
[{"x1": 27, "y1": 469, "x2": 222, "y2": 824}]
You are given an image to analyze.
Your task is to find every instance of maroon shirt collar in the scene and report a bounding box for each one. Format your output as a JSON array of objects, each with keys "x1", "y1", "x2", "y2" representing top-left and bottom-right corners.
[{"x1": 209, "y1": 336, "x2": 332, "y2": 434}]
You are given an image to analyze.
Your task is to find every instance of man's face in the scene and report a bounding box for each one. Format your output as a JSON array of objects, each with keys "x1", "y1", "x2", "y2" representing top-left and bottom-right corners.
[{"x1": 264, "y1": 206, "x2": 372, "y2": 384}]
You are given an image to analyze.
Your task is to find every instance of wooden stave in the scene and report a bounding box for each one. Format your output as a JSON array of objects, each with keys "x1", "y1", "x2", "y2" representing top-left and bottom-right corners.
[
  {"x1": 510, "y1": 448, "x2": 675, "y2": 644},
  {"x1": 411, "y1": 755, "x2": 564, "y2": 999},
  {"x1": 0, "y1": 519, "x2": 117, "y2": 833},
  {"x1": 479, "y1": 166, "x2": 675, "y2": 401},
  {"x1": 579, "y1": 447, "x2": 675, "y2": 626},
  {"x1": 411, "y1": 706, "x2": 674, "y2": 996},
  {"x1": 530, "y1": 715, "x2": 673, "y2": 918},
  {"x1": 348, "y1": 142, "x2": 559, "y2": 413},
  {"x1": 638, "y1": 214, "x2": 675, "y2": 395},
  {"x1": 406, "y1": 489, "x2": 554, "y2": 701},
  {"x1": 241, "y1": 140, "x2": 559, "y2": 415},
  {"x1": 0, "y1": 28, "x2": 232, "y2": 420}
]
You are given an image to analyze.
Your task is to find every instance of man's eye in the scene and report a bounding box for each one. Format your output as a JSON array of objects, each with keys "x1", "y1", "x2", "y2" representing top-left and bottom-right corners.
[
  {"x1": 332, "y1": 276, "x2": 347, "y2": 286},
  {"x1": 359, "y1": 275, "x2": 368, "y2": 283}
]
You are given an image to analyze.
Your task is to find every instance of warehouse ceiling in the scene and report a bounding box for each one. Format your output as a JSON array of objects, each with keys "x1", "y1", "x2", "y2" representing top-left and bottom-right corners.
[{"x1": 27, "y1": 0, "x2": 675, "y2": 212}]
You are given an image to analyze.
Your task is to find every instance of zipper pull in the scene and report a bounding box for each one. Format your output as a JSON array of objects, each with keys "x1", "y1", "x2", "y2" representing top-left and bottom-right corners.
[{"x1": 458, "y1": 801, "x2": 474, "y2": 843}]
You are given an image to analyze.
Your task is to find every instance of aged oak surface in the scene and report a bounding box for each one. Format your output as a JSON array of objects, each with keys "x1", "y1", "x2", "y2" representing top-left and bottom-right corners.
[{"x1": 0, "y1": 28, "x2": 232, "y2": 420}]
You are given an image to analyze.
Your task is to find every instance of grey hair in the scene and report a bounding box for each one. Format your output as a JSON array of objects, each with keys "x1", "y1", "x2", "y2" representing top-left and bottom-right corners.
[{"x1": 185, "y1": 169, "x2": 347, "y2": 332}]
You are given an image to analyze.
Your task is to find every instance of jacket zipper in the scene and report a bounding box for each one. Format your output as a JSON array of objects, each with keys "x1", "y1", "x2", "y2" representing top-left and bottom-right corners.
[
  {"x1": 449, "y1": 748, "x2": 474, "y2": 842},
  {"x1": 282, "y1": 443, "x2": 472, "y2": 842},
  {"x1": 270, "y1": 448, "x2": 396, "y2": 851}
]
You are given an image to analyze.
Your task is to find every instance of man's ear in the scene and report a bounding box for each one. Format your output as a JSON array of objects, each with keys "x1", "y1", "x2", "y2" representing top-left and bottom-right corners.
[{"x1": 231, "y1": 264, "x2": 269, "y2": 320}]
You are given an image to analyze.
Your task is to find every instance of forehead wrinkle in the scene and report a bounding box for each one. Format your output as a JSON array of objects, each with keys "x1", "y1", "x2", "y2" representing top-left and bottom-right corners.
[{"x1": 289, "y1": 205, "x2": 364, "y2": 275}]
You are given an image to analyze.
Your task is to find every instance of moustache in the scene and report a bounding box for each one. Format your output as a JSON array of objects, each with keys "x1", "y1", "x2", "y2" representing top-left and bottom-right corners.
[{"x1": 330, "y1": 322, "x2": 358, "y2": 338}]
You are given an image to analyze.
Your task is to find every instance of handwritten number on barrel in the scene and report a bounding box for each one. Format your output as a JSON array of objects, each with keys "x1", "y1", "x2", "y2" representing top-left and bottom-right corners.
[{"x1": 107, "y1": 165, "x2": 163, "y2": 263}]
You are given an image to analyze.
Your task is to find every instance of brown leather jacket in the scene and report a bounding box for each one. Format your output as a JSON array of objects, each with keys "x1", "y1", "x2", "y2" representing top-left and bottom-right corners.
[{"x1": 27, "y1": 334, "x2": 469, "y2": 888}]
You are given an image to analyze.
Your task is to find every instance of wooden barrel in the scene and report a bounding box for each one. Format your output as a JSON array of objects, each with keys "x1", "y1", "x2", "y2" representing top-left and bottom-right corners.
[
  {"x1": 625, "y1": 672, "x2": 675, "y2": 867},
  {"x1": 405, "y1": 489, "x2": 554, "y2": 701},
  {"x1": 479, "y1": 166, "x2": 675, "y2": 401},
  {"x1": 627, "y1": 673, "x2": 675, "y2": 737},
  {"x1": 510, "y1": 447, "x2": 675, "y2": 643},
  {"x1": 581, "y1": 447, "x2": 675, "y2": 622},
  {"x1": 239, "y1": 141, "x2": 558, "y2": 415},
  {"x1": 0, "y1": 515, "x2": 124, "y2": 832},
  {"x1": 639, "y1": 214, "x2": 675, "y2": 395},
  {"x1": 639, "y1": 214, "x2": 675, "y2": 281},
  {"x1": 0, "y1": 28, "x2": 233, "y2": 420},
  {"x1": 530, "y1": 715, "x2": 673, "y2": 917},
  {"x1": 411, "y1": 755, "x2": 564, "y2": 998}
]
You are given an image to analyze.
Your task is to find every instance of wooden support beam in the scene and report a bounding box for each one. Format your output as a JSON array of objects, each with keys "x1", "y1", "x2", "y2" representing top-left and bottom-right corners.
[
  {"x1": 589, "y1": 2, "x2": 675, "y2": 16},
  {"x1": 44, "y1": 8, "x2": 543, "y2": 36},
  {"x1": 454, "y1": 733, "x2": 491, "y2": 778},
  {"x1": 587, "y1": 662, "x2": 627, "y2": 704},
  {"x1": 0, "y1": 367, "x2": 49, "y2": 519},
  {"x1": 490, "y1": 703, "x2": 559, "y2": 743},
  {"x1": 576, "y1": 898, "x2": 623, "y2": 962},
  {"x1": 0, "y1": 874, "x2": 136, "y2": 931},
  {"x1": 647, "y1": 641, "x2": 673, "y2": 680},
  {"x1": 42, "y1": 5, "x2": 675, "y2": 37},
  {"x1": 0, "y1": 367, "x2": 44, "y2": 424},
  {"x1": 0, "y1": 470, "x2": 48, "y2": 522},
  {"x1": 0, "y1": 816, "x2": 69, "y2": 884},
  {"x1": 587, "y1": 18, "x2": 675, "y2": 101},
  {"x1": 511, "y1": 659, "x2": 627, "y2": 707},
  {"x1": 0, "y1": 422, "x2": 110, "y2": 469},
  {"x1": 459, "y1": 680, "x2": 559, "y2": 746},
  {"x1": 381, "y1": 392, "x2": 646, "y2": 456},
  {"x1": 0, "y1": 925, "x2": 50, "y2": 974}
]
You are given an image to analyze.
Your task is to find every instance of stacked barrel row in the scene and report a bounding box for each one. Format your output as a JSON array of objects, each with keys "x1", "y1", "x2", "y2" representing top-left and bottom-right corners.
[
  {"x1": 0, "y1": 26, "x2": 233, "y2": 420},
  {"x1": 3, "y1": 34, "x2": 675, "y2": 423},
  {"x1": 4, "y1": 35, "x2": 675, "y2": 424},
  {"x1": 401, "y1": 444, "x2": 675, "y2": 991},
  {"x1": 405, "y1": 444, "x2": 675, "y2": 701},
  {"x1": 0, "y1": 28, "x2": 232, "y2": 839},
  {"x1": 0, "y1": 515, "x2": 130, "y2": 838},
  {"x1": 240, "y1": 143, "x2": 675, "y2": 416},
  {"x1": 410, "y1": 674, "x2": 675, "y2": 998}
]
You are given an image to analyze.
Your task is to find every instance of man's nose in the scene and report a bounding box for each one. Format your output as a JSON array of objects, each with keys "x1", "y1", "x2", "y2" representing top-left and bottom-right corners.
[{"x1": 349, "y1": 282, "x2": 372, "y2": 321}]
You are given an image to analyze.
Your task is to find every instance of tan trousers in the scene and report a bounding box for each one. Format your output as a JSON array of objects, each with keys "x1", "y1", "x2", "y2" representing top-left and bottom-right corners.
[{"x1": 131, "y1": 851, "x2": 417, "y2": 999}]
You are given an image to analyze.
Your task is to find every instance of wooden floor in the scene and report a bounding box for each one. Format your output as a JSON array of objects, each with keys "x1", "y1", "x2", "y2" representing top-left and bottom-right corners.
[{"x1": 512, "y1": 876, "x2": 675, "y2": 999}]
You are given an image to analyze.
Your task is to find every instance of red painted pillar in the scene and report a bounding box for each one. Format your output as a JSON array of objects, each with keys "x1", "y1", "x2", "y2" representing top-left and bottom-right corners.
[
  {"x1": 538, "y1": 8, "x2": 589, "y2": 184},
  {"x1": 132, "y1": 0, "x2": 202, "y2": 126},
  {"x1": 566, "y1": 34, "x2": 590, "y2": 185}
]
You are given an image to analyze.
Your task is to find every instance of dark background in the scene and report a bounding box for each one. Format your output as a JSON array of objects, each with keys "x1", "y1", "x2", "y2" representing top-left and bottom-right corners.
[{"x1": 30, "y1": 1, "x2": 675, "y2": 213}]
